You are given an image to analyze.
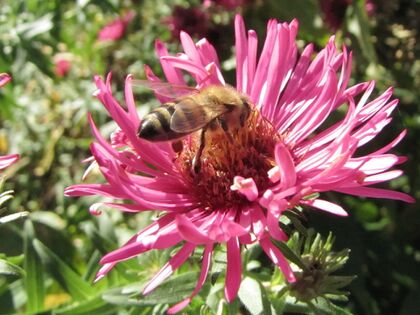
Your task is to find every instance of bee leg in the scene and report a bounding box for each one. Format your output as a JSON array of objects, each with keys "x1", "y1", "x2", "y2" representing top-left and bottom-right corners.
[
  {"x1": 219, "y1": 118, "x2": 234, "y2": 143},
  {"x1": 192, "y1": 127, "x2": 207, "y2": 173}
]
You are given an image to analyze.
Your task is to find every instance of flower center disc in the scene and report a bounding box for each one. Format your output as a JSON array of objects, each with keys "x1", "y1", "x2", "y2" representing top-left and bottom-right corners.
[{"x1": 177, "y1": 110, "x2": 280, "y2": 211}]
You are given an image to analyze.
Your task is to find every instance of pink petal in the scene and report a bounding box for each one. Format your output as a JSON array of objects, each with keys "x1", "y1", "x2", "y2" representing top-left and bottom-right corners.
[
  {"x1": 196, "y1": 38, "x2": 220, "y2": 69},
  {"x1": 0, "y1": 154, "x2": 19, "y2": 170},
  {"x1": 246, "y1": 30, "x2": 258, "y2": 95},
  {"x1": 160, "y1": 56, "x2": 209, "y2": 81},
  {"x1": 180, "y1": 31, "x2": 201, "y2": 64},
  {"x1": 302, "y1": 199, "x2": 348, "y2": 216},
  {"x1": 225, "y1": 237, "x2": 242, "y2": 302},
  {"x1": 235, "y1": 14, "x2": 247, "y2": 93},
  {"x1": 0, "y1": 73, "x2": 11, "y2": 87},
  {"x1": 124, "y1": 75, "x2": 140, "y2": 126},
  {"x1": 94, "y1": 262, "x2": 117, "y2": 283},
  {"x1": 335, "y1": 187, "x2": 415, "y2": 203},
  {"x1": 167, "y1": 244, "x2": 213, "y2": 314},
  {"x1": 260, "y1": 236, "x2": 295, "y2": 282},
  {"x1": 155, "y1": 40, "x2": 186, "y2": 85},
  {"x1": 266, "y1": 198, "x2": 289, "y2": 241},
  {"x1": 176, "y1": 213, "x2": 213, "y2": 244},
  {"x1": 142, "y1": 242, "x2": 196, "y2": 295},
  {"x1": 273, "y1": 142, "x2": 296, "y2": 189},
  {"x1": 230, "y1": 176, "x2": 258, "y2": 201}
]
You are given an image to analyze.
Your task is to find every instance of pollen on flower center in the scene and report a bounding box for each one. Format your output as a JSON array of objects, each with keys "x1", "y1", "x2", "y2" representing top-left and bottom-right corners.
[{"x1": 177, "y1": 110, "x2": 280, "y2": 211}]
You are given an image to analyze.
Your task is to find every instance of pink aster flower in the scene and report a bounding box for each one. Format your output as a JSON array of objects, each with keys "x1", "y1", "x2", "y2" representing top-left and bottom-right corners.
[
  {"x1": 0, "y1": 154, "x2": 19, "y2": 170},
  {"x1": 319, "y1": 0, "x2": 376, "y2": 30},
  {"x1": 0, "y1": 74, "x2": 19, "y2": 170},
  {"x1": 54, "y1": 57, "x2": 71, "y2": 77},
  {"x1": 0, "y1": 73, "x2": 11, "y2": 87},
  {"x1": 163, "y1": 5, "x2": 211, "y2": 40},
  {"x1": 97, "y1": 11, "x2": 135, "y2": 42},
  {"x1": 65, "y1": 14, "x2": 413, "y2": 313},
  {"x1": 203, "y1": 0, "x2": 251, "y2": 9}
]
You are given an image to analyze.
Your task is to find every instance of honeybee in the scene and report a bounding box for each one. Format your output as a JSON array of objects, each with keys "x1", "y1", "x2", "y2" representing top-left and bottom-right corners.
[{"x1": 133, "y1": 81, "x2": 251, "y2": 172}]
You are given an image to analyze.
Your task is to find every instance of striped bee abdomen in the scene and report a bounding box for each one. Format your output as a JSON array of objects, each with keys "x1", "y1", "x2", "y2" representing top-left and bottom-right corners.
[{"x1": 138, "y1": 103, "x2": 186, "y2": 141}]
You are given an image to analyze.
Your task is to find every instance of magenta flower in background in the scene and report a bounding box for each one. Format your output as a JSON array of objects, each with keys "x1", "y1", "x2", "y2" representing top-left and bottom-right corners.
[
  {"x1": 0, "y1": 73, "x2": 19, "y2": 170},
  {"x1": 0, "y1": 154, "x2": 19, "y2": 170},
  {"x1": 319, "y1": 0, "x2": 352, "y2": 30},
  {"x1": 54, "y1": 58, "x2": 71, "y2": 77},
  {"x1": 0, "y1": 73, "x2": 11, "y2": 87},
  {"x1": 203, "y1": 0, "x2": 251, "y2": 9},
  {"x1": 97, "y1": 11, "x2": 135, "y2": 42},
  {"x1": 319, "y1": 0, "x2": 376, "y2": 30},
  {"x1": 65, "y1": 14, "x2": 413, "y2": 313},
  {"x1": 163, "y1": 5, "x2": 211, "y2": 40}
]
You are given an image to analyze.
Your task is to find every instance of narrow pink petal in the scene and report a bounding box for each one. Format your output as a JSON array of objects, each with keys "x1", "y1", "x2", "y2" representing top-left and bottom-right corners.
[
  {"x1": 0, "y1": 73, "x2": 11, "y2": 87},
  {"x1": 0, "y1": 154, "x2": 19, "y2": 170},
  {"x1": 371, "y1": 130, "x2": 406, "y2": 155},
  {"x1": 238, "y1": 207, "x2": 252, "y2": 232},
  {"x1": 155, "y1": 40, "x2": 185, "y2": 85},
  {"x1": 363, "y1": 170, "x2": 403, "y2": 183},
  {"x1": 276, "y1": 44, "x2": 314, "y2": 124},
  {"x1": 92, "y1": 202, "x2": 150, "y2": 213},
  {"x1": 260, "y1": 236, "x2": 296, "y2": 282},
  {"x1": 160, "y1": 56, "x2": 208, "y2": 80},
  {"x1": 303, "y1": 199, "x2": 348, "y2": 216},
  {"x1": 196, "y1": 38, "x2": 220, "y2": 68},
  {"x1": 180, "y1": 31, "x2": 201, "y2": 64},
  {"x1": 346, "y1": 154, "x2": 400, "y2": 175},
  {"x1": 64, "y1": 183, "x2": 126, "y2": 198},
  {"x1": 249, "y1": 205, "x2": 267, "y2": 238},
  {"x1": 142, "y1": 242, "x2": 196, "y2": 295},
  {"x1": 335, "y1": 187, "x2": 415, "y2": 203},
  {"x1": 234, "y1": 14, "x2": 247, "y2": 93},
  {"x1": 167, "y1": 244, "x2": 213, "y2": 314},
  {"x1": 100, "y1": 231, "x2": 182, "y2": 264},
  {"x1": 94, "y1": 262, "x2": 117, "y2": 283},
  {"x1": 274, "y1": 142, "x2": 296, "y2": 189},
  {"x1": 230, "y1": 176, "x2": 258, "y2": 201},
  {"x1": 225, "y1": 237, "x2": 242, "y2": 302},
  {"x1": 176, "y1": 214, "x2": 213, "y2": 244},
  {"x1": 287, "y1": 70, "x2": 339, "y2": 144},
  {"x1": 266, "y1": 198, "x2": 289, "y2": 241},
  {"x1": 250, "y1": 19, "x2": 278, "y2": 103},
  {"x1": 246, "y1": 30, "x2": 258, "y2": 95},
  {"x1": 144, "y1": 64, "x2": 172, "y2": 103},
  {"x1": 124, "y1": 74, "x2": 140, "y2": 125}
]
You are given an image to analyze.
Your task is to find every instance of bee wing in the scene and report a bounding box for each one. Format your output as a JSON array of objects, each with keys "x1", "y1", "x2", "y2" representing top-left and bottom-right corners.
[
  {"x1": 131, "y1": 80, "x2": 199, "y2": 99},
  {"x1": 170, "y1": 99, "x2": 229, "y2": 133}
]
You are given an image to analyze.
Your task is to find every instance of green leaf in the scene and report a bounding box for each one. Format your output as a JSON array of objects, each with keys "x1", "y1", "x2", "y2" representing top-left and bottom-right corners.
[
  {"x1": 274, "y1": 241, "x2": 306, "y2": 270},
  {"x1": 24, "y1": 220, "x2": 45, "y2": 313},
  {"x1": 311, "y1": 297, "x2": 353, "y2": 315},
  {"x1": 33, "y1": 239, "x2": 96, "y2": 300},
  {"x1": 0, "y1": 259, "x2": 25, "y2": 278},
  {"x1": 0, "y1": 211, "x2": 29, "y2": 224},
  {"x1": 103, "y1": 271, "x2": 199, "y2": 306},
  {"x1": 238, "y1": 277, "x2": 272, "y2": 315},
  {"x1": 54, "y1": 295, "x2": 118, "y2": 315}
]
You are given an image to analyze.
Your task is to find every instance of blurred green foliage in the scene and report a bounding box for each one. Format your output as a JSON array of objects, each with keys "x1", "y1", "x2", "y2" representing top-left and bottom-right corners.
[{"x1": 0, "y1": 0, "x2": 418, "y2": 314}]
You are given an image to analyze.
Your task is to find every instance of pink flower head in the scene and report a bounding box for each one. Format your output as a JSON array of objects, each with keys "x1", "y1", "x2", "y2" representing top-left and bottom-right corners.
[
  {"x1": 0, "y1": 74, "x2": 19, "y2": 170},
  {"x1": 98, "y1": 11, "x2": 135, "y2": 42},
  {"x1": 203, "y1": 0, "x2": 251, "y2": 9},
  {"x1": 319, "y1": 0, "x2": 352, "y2": 30},
  {"x1": 54, "y1": 58, "x2": 71, "y2": 77},
  {"x1": 66, "y1": 14, "x2": 413, "y2": 313},
  {"x1": 0, "y1": 73, "x2": 11, "y2": 87},
  {"x1": 163, "y1": 5, "x2": 211, "y2": 40},
  {"x1": 0, "y1": 154, "x2": 19, "y2": 170}
]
